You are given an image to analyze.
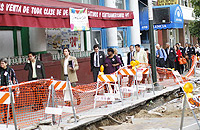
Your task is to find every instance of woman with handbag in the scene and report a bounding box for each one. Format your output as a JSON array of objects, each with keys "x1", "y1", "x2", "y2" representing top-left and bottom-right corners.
[{"x1": 174, "y1": 46, "x2": 182, "y2": 74}]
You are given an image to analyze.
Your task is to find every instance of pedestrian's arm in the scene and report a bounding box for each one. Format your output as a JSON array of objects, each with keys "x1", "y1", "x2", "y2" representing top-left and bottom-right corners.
[
  {"x1": 73, "y1": 58, "x2": 79, "y2": 71},
  {"x1": 24, "y1": 62, "x2": 30, "y2": 70},
  {"x1": 143, "y1": 51, "x2": 148, "y2": 64}
]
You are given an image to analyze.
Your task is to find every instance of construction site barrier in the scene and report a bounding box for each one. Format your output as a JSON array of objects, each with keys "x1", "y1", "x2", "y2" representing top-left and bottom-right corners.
[{"x1": 0, "y1": 56, "x2": 198, "y2": 129}]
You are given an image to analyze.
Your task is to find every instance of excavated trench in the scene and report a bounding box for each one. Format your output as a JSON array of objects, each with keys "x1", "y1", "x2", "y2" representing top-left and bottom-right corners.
[{"x1": 69, "y1": 88, "x2": 181, "y2": 130}]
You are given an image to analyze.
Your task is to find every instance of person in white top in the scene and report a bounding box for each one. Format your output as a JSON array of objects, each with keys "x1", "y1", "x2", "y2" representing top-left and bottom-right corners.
[
  {"x1": 134, "y1": 44, "x2": 148, "y2": 83},
  {"x1": 60, "y1": 48, "x2": 80, "y2": 106}
]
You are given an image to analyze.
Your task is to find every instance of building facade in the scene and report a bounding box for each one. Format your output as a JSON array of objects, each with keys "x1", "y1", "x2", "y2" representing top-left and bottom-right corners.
[{"x1": 154, "y1": 0, "x2": 197, "y2": 48}]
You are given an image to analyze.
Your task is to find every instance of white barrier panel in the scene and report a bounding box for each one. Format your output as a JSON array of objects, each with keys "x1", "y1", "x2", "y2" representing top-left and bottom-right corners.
[
  {"x1": 61, "y1": 106, "x2": 75, "y2": 113},
  {"x1": 120, "y1": 87, "x2": 136, "y2": 93},
  {"x1": 138, "y1": 85, "x2": 146, "y2": 91},
  {"x1": 45, "y1": 107, "x2": 63, "y2": 115},
  {"x1": 0, "y1": 92, "x2": 14, "y2": 104},
  {"x1": 95, "y1": 95, "x2": 115, "y2": 101},
  {"x1": 0, "y1": 124, "x2": 15, "y2": 130}
]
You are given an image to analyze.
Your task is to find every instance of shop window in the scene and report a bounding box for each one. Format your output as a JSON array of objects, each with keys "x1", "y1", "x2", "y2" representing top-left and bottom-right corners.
[
  {"x1": 116, "y1": 0, "x2": 125, "y2": 9},
  {"x1": 91, "y1": 30, "x2": 102, "y2": 49}
]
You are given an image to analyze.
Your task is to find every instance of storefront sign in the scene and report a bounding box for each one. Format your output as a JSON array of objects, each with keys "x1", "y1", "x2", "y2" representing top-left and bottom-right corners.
[
  {"x1": 46, "y1": 28, "x2": 81, "y2": 51},
  {"x1": 157, "y1": 0, "x2": 178, "y2": 6},
  {"x1": 0, "y1": 1, "x2": 132, "y2": 20},
  {"x1": 69, "y1": 8, "x2": 89, "y2": 31}
]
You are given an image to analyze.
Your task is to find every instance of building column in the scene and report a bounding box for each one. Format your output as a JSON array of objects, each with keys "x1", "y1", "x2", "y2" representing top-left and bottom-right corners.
[
  {"x1": 105, "y1": 0, "x2": 118, "y2": 48},
  {"x1": 129, "y1": 0, "x2": 141, "y2": 45}
]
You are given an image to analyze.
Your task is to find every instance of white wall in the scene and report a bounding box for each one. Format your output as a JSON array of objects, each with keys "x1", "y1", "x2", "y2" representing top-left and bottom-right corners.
[
  {"x1": 180, "y1": 6, "x2": 194, "y2": 21},
  {"x1": 0, "y1": 31, "x2": 14, "y2": 58},
  {"x1": 29, "y1": 28, "x2": 47, "y2": 52}
]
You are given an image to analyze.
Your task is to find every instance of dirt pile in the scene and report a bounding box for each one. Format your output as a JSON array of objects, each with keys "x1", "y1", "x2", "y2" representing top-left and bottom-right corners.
[{"x1": 134, "y1": 98, "x2": 200, "y2": 118}]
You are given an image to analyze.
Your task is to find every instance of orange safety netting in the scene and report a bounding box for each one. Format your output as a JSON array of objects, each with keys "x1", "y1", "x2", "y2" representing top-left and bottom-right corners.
[{"x1": 0, "y1": 56, "x2": 198, "y2": 129}]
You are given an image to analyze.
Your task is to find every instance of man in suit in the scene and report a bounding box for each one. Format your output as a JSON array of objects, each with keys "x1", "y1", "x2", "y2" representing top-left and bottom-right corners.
[
  {"x1": 61, "y1": 47, "x2": 80, "y2": 106},
  {"x1": 90, "y1": 44, "x2": 105, "y2": 82},
  {"x1": 127, "y1": 45, "x2": 135, "y2": 65},
  {"x1": 24, "y1": 52, "x2": 46, "y2": 111},
  {"x1": 24, "y1": 52, "x2": 46, "y2": 81},
  {"x1": 156, "y1": 44, "x2": 167, "y2": 67},
  {"x1": 134, "y1": 44, "x2": 148, "y2": 83},
  {"x1": 165, "y1": 43, "x2": 176, "y2": 69}
]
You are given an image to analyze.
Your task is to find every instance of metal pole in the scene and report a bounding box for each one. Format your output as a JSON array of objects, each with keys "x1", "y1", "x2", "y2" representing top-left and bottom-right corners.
[
  {"x1": 9, "y1": 87, "x2": 17, "y2": 130},
  {"x1": 191, "y1": 109, "x2": 200, "y2": 129},
  {"x1": 51, "y1": 83, "x2": 55, "y2": 124},
  {"x1": 94, "y1": 82, "x2": 99, "y2": 109},
  {"x1": 67, "y1": 77, "x2": 77, "y2": 123},
  {"x1": 148, "y1": 0, "x2": 158, "y2": 86},
  {"x1": 180, "y1": 95, "x2": 186, "y2": 130},
  {"x1": 117, "y1": 75, "x2": 123, "y2": 105},
  {"x1": 194, "y1": 64, "x2": 196, "y2": 77},
  {"x1": 135, "y1": 68, "x2": 139, "y2": 99}
]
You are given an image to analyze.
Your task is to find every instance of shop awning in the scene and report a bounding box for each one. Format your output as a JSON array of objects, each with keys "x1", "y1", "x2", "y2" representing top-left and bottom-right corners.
[
  {"x1": 139, "y1": 6, "x2": 149, "y2": 31},
  {"x1": 0, "y1": 0, "x2": 134, "y2": 28},
  {"x1": 153, "y1": 4, "x2": 184, "y2": 30}
]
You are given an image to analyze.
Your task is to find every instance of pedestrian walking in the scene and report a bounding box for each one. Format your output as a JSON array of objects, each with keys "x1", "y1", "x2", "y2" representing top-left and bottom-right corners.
[
  {"x1": 61, "y1": 47, "x2": 80, "y2": 106},
  {"x1": 127, "y1": 45, "x2": 135, "y2": 65},
  {"x1": 156, "y1": 44, "x2": 167, "y2": 67},
  {"x1": 174, "y1": 46, "x2": 182, "y2": 74},
  {"x1": 176, "y1": 43, "x2": 184, "y2": 74},
  {"x1": 156, "y1": 44, "x2": 167, "y2": 81},
  {"x1": 90, "y1": 44, "x2": 105, "y2": 82},
  {"x1": 24, "y1": 52, "x2": 46, "y2": 111},
  {"x1": 165, "y1": 43, "x2": 176, "y2": 69},
  {"x1": 134, "y1": 44, "x2": 148, "y2": 83},
  {"x1": 104, "y1": 48, "x2": 121, "y2": 74},
  {"x1": 0, "y1": 58, "x2": 17, "y2": 123},
  {"x1": 184, "y1": 43, "x2": 191, "y2": 71}
]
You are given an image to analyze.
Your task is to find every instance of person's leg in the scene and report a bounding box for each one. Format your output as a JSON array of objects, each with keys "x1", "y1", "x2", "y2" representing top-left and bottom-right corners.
[{"x1": 93, "y1": 67, "x2": 99, "y2": 82}]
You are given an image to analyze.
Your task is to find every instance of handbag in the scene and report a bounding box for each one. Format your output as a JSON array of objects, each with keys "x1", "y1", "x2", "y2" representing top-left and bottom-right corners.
[{"x1": 179, "y1": 56, "x2": 187, "y2": 65}]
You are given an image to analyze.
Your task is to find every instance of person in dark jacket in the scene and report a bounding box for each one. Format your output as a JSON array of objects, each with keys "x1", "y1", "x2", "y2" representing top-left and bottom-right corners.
[
  {"x1": 165, "y1": 43, "x2": 176, "y2": 69},
  {"x1": 90, "y1": 44, "x2": 105, "y2": 82},
  {"x1": 184, "y1": 43, "x2": 192, "y2": 71},
  {"x1": 24, "y1": 52, "x2": 46, "y2": 81},
  {"x1": 127, "y1": 45, "x2": 135, "y2": 65},
  {"x1": 0, "y1": 58, "x2": 17, "y2": 123},
  {"x1": 24, "y1": 52, "x2": 46, "y2": 111},
  {"x1": 104, "y1": 48, "x2": 121, "y2": 74}
]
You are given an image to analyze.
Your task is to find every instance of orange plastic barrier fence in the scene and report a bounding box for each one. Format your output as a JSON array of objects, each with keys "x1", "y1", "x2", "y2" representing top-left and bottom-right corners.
[{"x1": 0, "y1": 57, "x2": 197, "y2": 129}]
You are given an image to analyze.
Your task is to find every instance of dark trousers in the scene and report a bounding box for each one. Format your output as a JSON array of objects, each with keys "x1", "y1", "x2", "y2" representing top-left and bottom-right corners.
[
  {"x1": 156, "y1": 58, "x2": 165, "y2": 67},
  {"x1": 92, "y1": 67, "x2": 100, "y2": 82},
  {"x1": 166, "y1": 59, "x2": 175, "y2": 69},
  {"x1": 175, "y1": 60, "x2": 181, "y2": 74},
  {"x1": 31, "y1": 78, "x2": 44, "y2": 111}
]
